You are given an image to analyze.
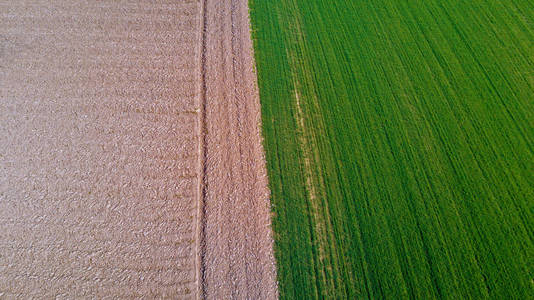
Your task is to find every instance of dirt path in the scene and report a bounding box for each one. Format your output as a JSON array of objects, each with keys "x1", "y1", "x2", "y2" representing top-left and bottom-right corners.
[{"x1": 197, "y1": 0, "x2": 278, "y2": 298}]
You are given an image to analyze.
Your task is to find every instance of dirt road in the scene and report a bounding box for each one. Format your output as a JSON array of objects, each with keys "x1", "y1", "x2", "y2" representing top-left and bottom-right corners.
[
  {"x1": 198, "y1": 0, "x2": 278, "y2": 298},
  {"x1": 1, "y1": 0, "x2": 276, "y2": 298}
]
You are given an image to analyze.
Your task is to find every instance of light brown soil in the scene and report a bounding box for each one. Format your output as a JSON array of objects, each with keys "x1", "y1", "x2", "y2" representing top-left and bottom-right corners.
[
  {"x1": 198, "y1": 0, "x2": 278, "y2": 298},
  {"x1": 0, "y1": 0, "x2": 277, "y2": 298},
  {"x1": 0, "y1": 1, "x2": 201, "y2": 298}
]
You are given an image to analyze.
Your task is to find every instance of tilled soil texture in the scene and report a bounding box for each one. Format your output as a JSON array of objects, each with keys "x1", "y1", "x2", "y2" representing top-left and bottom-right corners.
[
  {"x1": 0, "y1": 1, "x2": 201, "y2": 298},
  {"x1": 198, "y1": 0, "x2": 278, "y2": 298},
  {"x1": 0, "y1": 0, "x2": 277, "y2": 298}
]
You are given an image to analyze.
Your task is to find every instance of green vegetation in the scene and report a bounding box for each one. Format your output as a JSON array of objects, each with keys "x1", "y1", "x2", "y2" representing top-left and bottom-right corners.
[{"x1": 249, "y1": 0, "x2": 534, "y2": 298}]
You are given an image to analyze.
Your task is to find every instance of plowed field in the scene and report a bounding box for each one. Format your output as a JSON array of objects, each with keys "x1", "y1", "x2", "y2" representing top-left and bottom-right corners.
[{"x1": 0, "y1": 0, "x2": 276, "y2": 298}]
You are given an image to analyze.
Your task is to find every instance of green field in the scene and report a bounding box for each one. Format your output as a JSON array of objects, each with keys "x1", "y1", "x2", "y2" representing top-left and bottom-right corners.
[{"x1": 249, "y1": 0, "x2": 534, "y2": 298}]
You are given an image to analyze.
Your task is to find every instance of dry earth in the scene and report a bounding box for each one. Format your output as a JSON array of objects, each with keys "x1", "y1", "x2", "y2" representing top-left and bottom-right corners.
[
  {"x1": 198, "y1": 0, "x2": 278, "y2": 298},
  {"x1": 0, "y1": 0, "x2": 276, "y2": 298}
]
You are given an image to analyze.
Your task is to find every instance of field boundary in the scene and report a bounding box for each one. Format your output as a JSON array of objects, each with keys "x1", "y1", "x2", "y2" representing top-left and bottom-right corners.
[
  {"x1": 195, "y1": 0, "x2": 278, "y2": 298},
  {"x1": 195, "y1": 0, "x2": 208, "y2": 298}
]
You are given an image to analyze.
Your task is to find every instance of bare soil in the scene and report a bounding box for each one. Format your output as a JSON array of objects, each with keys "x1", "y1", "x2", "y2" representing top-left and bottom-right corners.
[
  {"x1": 0, "y1": 0, "x2": 276, "y2": 298},
  {"x1": 197, "y1": 0, "x2": 278, "y2": 299}
]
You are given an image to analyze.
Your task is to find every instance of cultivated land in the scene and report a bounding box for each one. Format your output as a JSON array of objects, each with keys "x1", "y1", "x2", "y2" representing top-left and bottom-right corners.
[
  {"x1": 1, "y1": 1, "x2": 201, "y2": 297},
  {"x1": 0, "y1": 0, "x2": 276, "y2": 298},
  {"x1": 250, "y1": 0, "x2": 534, "y2": 299}
]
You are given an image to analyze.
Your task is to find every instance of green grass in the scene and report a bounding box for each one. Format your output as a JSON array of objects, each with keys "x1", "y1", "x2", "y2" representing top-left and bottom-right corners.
[{"x1": 249, "y1": 0, "x2": 534, "y2": 299}]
